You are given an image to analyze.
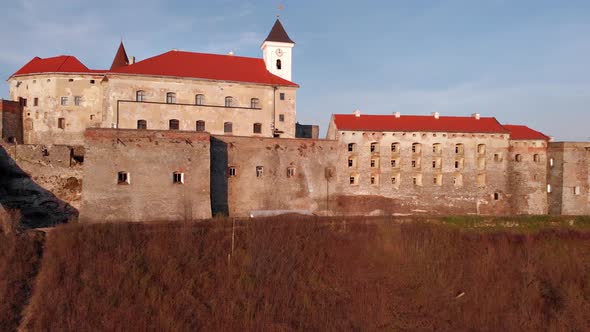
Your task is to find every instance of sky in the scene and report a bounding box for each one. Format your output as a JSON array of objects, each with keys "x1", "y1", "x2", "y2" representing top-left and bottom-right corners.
[{"x1": 0, "y1": 0, "x2": 589, "y2": 140}]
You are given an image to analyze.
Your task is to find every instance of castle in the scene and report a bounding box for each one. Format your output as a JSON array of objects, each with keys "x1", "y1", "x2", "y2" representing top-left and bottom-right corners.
[{"x1": 0, "y1": 19, "x2": 588, "y2": 226}]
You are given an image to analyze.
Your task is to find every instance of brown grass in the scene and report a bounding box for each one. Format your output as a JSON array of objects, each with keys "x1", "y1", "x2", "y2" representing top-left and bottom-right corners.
[
  {"x1": 15, "y1": 217, "x2": 590, "y2": 331},
  {"x1": 0, "y1": 230, "x2": 44, "y2": 331}
]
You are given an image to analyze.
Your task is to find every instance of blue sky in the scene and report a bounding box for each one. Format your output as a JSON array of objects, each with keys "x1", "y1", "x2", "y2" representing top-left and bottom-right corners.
[{"x1": 1, "y1": 0, "x2": 589, "y2": 140}]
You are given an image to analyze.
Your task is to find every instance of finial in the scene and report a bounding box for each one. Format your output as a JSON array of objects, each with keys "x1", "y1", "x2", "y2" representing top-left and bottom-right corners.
[{"x1": 277, "y1": 1, "x2": 284, "y2": 18}]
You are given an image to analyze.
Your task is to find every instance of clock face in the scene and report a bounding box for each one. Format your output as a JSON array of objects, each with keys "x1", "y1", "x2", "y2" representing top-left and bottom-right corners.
[{"x1": 276, "y1": 49, "x2": 283, "y2": 57}]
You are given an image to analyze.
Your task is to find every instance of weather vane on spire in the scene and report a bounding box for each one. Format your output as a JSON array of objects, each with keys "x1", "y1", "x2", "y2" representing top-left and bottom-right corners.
[{"x1": 277, "y1": 1, "x2": 284, "y2": 18}]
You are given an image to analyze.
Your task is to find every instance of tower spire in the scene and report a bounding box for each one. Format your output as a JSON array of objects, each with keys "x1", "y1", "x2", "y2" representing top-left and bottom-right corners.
[{"x1": 110, "y1": 41, "x2": 129, "y2": 70}]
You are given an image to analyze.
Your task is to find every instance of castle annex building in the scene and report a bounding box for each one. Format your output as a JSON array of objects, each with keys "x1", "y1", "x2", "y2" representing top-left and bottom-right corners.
[{"x1": 0, "y1": 19, "x2": 589, "y2": 225}]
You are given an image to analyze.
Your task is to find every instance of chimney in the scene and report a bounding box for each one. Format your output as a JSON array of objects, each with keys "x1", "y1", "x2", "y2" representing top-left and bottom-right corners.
[
  {"x1": 472, "y1": 113, "x2": 481, "y2": 120},
  {"x1": 353, "y1": 109, "x2": 361, "y2": 117},
  {"x1": 432, "y1": 112, "x2": 440, "y2": 119},
  {"x1": 228, "y1": 51, "x2": 234, "y2": 56},
  {"x1": 129, "y1": 56, "x2": 135, "y2": 65},
  {"x1": 394, "y1": 112, "x2": 401, "y2": 118}
]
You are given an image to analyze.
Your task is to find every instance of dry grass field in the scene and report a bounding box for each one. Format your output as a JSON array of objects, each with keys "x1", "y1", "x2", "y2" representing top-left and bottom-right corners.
[{"x1": 1, "y1": 216, "x2": 589, "y2": 331}]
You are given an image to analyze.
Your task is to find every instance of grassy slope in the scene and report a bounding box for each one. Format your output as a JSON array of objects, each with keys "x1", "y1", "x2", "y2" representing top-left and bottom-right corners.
[
  {"x1": 0, "y1": 231, "x2": 44, "y2": 331},
  {"x1": 18, "y1": 217, "x2": 590, "y2": 331}
]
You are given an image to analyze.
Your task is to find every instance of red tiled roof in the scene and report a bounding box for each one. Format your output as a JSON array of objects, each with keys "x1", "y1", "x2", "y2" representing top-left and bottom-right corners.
[
  {"x1": 332, "y1": 114, "x2": 510, "y2": 134},
  {"x1": 110, "y1": 50, "x2": 298, "y2": 87},
  {"x1": 11, "y1": 56, "x2": 93, "y2": 76},
  {"x1": 110, "y1": 42, "x2": 129, "y2": 70},
  {"x1": 10, "y1": 51, "x2": 298, "y2": 87},
  {"x1": 503, "y1": 125, "x2": 550, "y2": 140}
]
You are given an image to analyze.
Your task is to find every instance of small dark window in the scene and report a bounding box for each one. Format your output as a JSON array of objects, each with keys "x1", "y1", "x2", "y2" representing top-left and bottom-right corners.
[
  {"x1": 136, "y1": 90, "x2": 146, "y2": 102},
  {"x1": 68, "y1": 78, "x2": 74, "y2": 82},
  {"x1": 166, "y1": 92, "x2": 176, "y2": 104},
  {"x1": 251, "y1": 98, "x2": 260, "y2": 109},
  {"x1": 169, "y1": 119, "x2": 180, "y2": 130},
  {"x1": 224, "y1": 122, "x2": 233, "y2": 133},
  {"x1": 90, "y1": 79, "x2": 95, "y2": 84},
  {"x1": 196, "y1": 120, "x2": 205, "y2": 132},
  {"x1": 494, "y1": 192, "x2": 500, "y2": 200},
  {"x1": 195, "y1": 94, "x2": 204, "y2": 105},
  {"x1": 276, "y1": 59, "x2": 282, "y2": 70},
  {"x1": 137, "y1": 120, "x2": 147, "y2": 130},
  {"x1": 34, "y1": 97, "x2": 39, "y2": 106},
  {"x1": 58, "y1": 117, "x2": 66, "y2": 129},
  {"x1": 515, "y1": 154, "x2": 522, "y2": 162},
  {"x1": 173, "y1": 172, "x2": 184, "y2": 184},
  {"x1": 228, "y1": 166, "x2": 236, "y2": 177},
  {"x1": 256, "y1": 166, "x2": 264, "y2": 178},
  {"x1": 348, "y1": 143, "x2": 355, "y2": 152},
  {"x1": 225, "y1": 96, "x2": 233, "y2": 107},
  {"x1": 279, "y1": 93, "x2": 285, "y2": 100},
  {"x1": 279, "y1": 114, "x2": 285, "y2": 122},
  {"x1": 287, "y1": 167, "x2": 295, "y2": 178},
  {"x1": 117, "y1": 171, "x2": 130, "y2": 185},
  {"x1": 253, "y1": 123, "x2": 262, "y2": 134}
]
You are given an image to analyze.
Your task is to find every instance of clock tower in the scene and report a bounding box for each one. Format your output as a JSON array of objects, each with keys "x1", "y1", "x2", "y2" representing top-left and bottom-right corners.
[{"x1": 261, "y1": 19, "x2": 295, "y2": 81}]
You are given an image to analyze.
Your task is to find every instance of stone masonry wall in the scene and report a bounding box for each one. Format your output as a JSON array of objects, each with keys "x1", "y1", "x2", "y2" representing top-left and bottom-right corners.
[
  {"x1": 80, "y1": 129, "x2": 212, "y2": 222},
  {"x1": 0, "y1": 99, "x2": 23, "y2": 143},
  {"x1": 548, "y1": 142, "x2": 590, "y2": 215},
  {"x1": 0, "y1": 143, "x2": 81, "y2": 228},
  {"x1": 507, "y1": 140, "x2": 548, "y2": 215}
]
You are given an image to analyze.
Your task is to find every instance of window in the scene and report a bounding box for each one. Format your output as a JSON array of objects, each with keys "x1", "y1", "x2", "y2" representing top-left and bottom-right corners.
[
  {"x1": 253, "y1": 123, "x2": 262, "y2": 134},
  {"x1": 173, "y1": 172, "x2": 184, "y2": 184},
  {"x1": 279, "y1": 93, "x2": 285, "y2": 100},
  {"x1": 515, "y1": 154, "x2": 522, "y2": 162},
  {"x1": 348, "y1": 143, "x2": 356, "y2": 152},
  {"x1": 477, "y1": 174, "x2": 486, "y2": 187},
  {"x1": 432, "y1": 143, "x2": 442, "y2": 154},
  {"x1": 478, "y1": 144, "x2": 486, "y2": 154},
  {"x1": 196, "y1": 120, "x2": 205, "y2": 132},
  {"x1": 391, "y1": 143, "x2": 400, "y2": 153},
  {"x1": 169, "y1": 119, "x2": 180, "y2": 130},
  {"x1": 256, "y1": 166, "x2": 264, "y2": 178},
  {"x1": 276, "y1": 59, "x2": 282, "y2": 70},
  {"x1": 137, "y1": 120, "x2": 147, "y2": 130},
  {"x1": 412, "y1": 143, "x2": 421, "y2": 154},
  {"x1": 433, "y1": 175, "x2": 442, "y2": 186},
  {"x1": 68, "y1": 78, "x2": 74, "y2": 82},
  {"x1": 533, "y1": 154, "x2": 541, "y2": 163},
  {"x1": 478, "y1": 157, "x2": 486, "y2": 170},
  {"x1": 432, "y1": 158, "x2": 441, "y2": 169},
  {"x1": 224, "y1": 122, "x2": 233, "y2": 133},
  {"x1": 251, "y1": 98, "x2": 260, "y2": 109},
  {"x1": 549, "y1": 158, "x2": 554, "y2": 167},
  {"x1": 136, "y1": 90, "x2": 146, "y2": 102},
  {"x1": 391, "y1": 176, "x2": 397, "y2": 185},
  {"x1": 349, "y1": 173, "x2": 358, "y2": 185},
  {"x1": 455, "y1": 144, "x2": 464, "y2": 154},
  {"x1": 370, "y1": 174, "x2": 378, "y2": 185},
  {"x1": 391, "y1": 159, "x2": 397, "y2": 168},
  {"x1": 494, "y1": 192, "x2": 500, "y2": 201},
  {"x1": 370, "y1": 142, "x2": 378, "y2": 153},
  {"x1": 225, "y1": 96, "x2": 234, "y2": 107},
  {"x1": 228, "y1": 166, "x2": 236, "y2": 177},
  {"x1": 90, "y1": 79, "x2": 95, "y2": 84},
  {"x1": 195, "y1": 94, "x2": 204, "y2": 105},
  {"x1": 453, "y1": 174, "x2": 463, "y2": 187},
  {"x1": 279, "y1": 114, "x2": 285, "y2": 122},
  {"x1": 547, "y1": 184, "x2": 552, "y2": 193},
  {"x1": 370, "y1": 158, "x2": 378, "y2": 168},
  {"x1": 574, "y1": 186, "x2": 581, "y2": 195},
  {"x1": 34, "y1": 97, "x2": 39, "y2": 106},
  {"x1": 455, "y1": 159, "x2": 464, "y2": 169},
  {"x1": 287, "y1": 167, "x2": 296, "y2": 178},
  {"x1": 58, "y1": 117, "x2": 66, "y2": 129},
  {"x1": 412, "y1": 159, "x2": 420, "y2": 168},
  {"x1": 494, "y1": 153, "x2": 501, "y2": 162},
  {"x1": 117, "y1": 171, "x2": 130, "y2": 185},
  {"x1": 166, "y1": 92, "x2": 176, "y2": 104},
  {"x1": 348, "y1": 157, "x2": 355, "y2": 168},
  {"x1": 60, "y1": 97, "x2": 68, "y2": 106},
  {"x1": 412, "y1": 175, "x2": 422, "y2": 186},
  {"x1": 74, "y1": 96, "x2": 82, "y2": 106}
]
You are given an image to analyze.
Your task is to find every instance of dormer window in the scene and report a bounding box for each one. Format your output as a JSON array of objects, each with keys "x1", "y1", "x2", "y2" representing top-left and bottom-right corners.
[{"x1": 276, "y1": 59, "x2": 282, "y2": 70}]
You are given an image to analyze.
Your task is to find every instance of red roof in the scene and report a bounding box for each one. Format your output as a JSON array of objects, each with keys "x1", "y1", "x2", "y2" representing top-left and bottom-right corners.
[
  {"x1": 11, "y1": 56, "x2": 94, "y2": 76},
  {"x1": 10, "y1": 50, "x2": 298, "y2": 87},
  {"x1": 110, "y1": 42, "x2": 129, "y2": 70},
  {"x1": 503, "y1": 125, "x2": 550, "y2": 140},
  {"x1": 332, "y1": 114, "x2": 509, "y2": 134},
  {"x1": 110, "y1": 50, "x2": 297, "y2": 87}
]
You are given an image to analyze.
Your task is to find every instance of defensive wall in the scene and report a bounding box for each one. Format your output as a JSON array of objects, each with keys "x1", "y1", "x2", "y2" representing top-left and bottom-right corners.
[
  {"x1": 0, "y1": 99, "x2": 23, "y2": 143},
  {"x1": 548, "y1": 142, "x2": 590, "y2": 215}
]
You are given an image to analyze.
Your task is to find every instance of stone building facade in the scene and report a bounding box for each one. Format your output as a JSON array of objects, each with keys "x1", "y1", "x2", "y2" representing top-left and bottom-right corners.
[
  {"x1": 0, "y1": 99, "x2": 23, "y2": 143},
  {"x1": 547, "y1": 142, "x2": 590, "y2": 215}
]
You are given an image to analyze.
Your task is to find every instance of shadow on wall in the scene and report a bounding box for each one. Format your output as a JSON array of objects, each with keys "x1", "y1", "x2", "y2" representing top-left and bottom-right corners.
[
  {"x1": 0, "y1": 146, "x2": 78, "y2": 228},
  {"x1": 210, "y1": 137, "x2": 229, "y2": 216}
]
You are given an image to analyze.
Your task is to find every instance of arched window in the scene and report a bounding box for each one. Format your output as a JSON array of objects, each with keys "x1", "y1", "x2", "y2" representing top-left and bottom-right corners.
[
  {"x1": 137, "y1": 120, "x2": 147, "y2": 130},
  {"x1": 253, "y1": 123, "x2": 262, "y2": 134},
  {"x1": 169, "y1": 119, "x2": 179, "y2": 130},
  {"x1": 224, "y1": 122, "x2": 233, "y2": 133},
  {"x1": 370, "y1": 142, "x2": 378, "y2": 153},
  {"x1": 391, "y1": 142, "x2": 400, "y2": 153},
  {"x1": 225, "y1": 96, "x2": 234, "y2": 107},
  {"x1": 195, "y1": 94, "x2": 205, "y2": 105},
  {"x1": 196, "y1": 120, "x2": 205, "y2": 132},
  {"x1": 166, "y1": 92, "x2": 176, "y2": 104},
  {"x1": 250, "y1": 98, "x2": 260, "y2": 109},
  {"x1": 276, "y1": 59, "x2": 282, "y2": 70},
  {"x1": 136, "y1": 90, "x2": 145, "y2": 102}
]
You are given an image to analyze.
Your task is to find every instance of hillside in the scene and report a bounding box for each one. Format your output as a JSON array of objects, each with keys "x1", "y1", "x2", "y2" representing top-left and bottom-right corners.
[{"x1": 2, "y1": 216, "x2": 590, "y2": 331}]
